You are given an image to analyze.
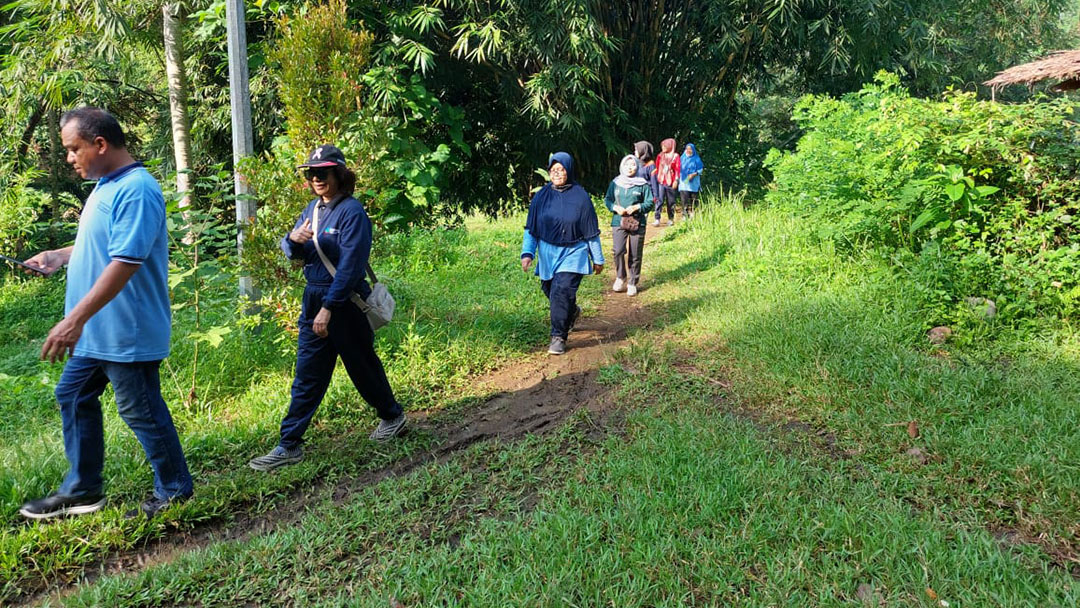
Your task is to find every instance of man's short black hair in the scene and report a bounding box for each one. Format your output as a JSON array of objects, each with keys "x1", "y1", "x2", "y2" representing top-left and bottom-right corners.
[{"x1": 60, "y1": 107, "x2": 126, "y2": 148}]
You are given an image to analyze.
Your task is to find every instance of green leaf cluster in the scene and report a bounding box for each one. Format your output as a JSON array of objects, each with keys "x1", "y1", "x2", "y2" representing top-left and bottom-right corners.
[{"x1": 765, "y1": 72, "x2": 1080, "y2": 322}]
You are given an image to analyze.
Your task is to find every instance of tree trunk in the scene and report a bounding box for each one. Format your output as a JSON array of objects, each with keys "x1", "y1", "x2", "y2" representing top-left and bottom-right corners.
[
  {"x1": 47, "y1": 107, "x2": 62, "y2": 245},
  {"x1": 163, "y1": 2, "x2": 192, "y2": 212},
  {"x1": 17, "y1": 100, "x2": 46, "y2": 162}
]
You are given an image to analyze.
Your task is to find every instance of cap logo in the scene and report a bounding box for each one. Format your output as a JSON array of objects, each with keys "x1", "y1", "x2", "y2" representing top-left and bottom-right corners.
[{"x1": 312, "y1": 147, "x2": 324, "y2": 159}]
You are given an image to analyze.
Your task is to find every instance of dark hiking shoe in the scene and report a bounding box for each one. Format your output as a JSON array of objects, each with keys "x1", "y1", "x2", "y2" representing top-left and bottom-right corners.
[
  {"x1": 125, "y1": 494, "x2": 189, "y2": 519},
  {"x1": 20, "y1": 492, "x2": 106, "y2": 520},
  {"x1": 370, "y1": 413, "x2": 407, "y2": 441},
  {"x1": 249, "y1": 445, "x2": 304, "y2": 471},
  {"x1": 569, "y1": 306, "x2": 582, "y2": 332},
  {"x1": 548, "y1": 336, "x2": 566, "y2": 355}
]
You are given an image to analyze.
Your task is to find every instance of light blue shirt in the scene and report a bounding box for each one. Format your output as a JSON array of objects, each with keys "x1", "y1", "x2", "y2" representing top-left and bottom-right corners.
[
  {"x1": 679, "y1": 169, "x2": 703, "y2": 192},
  {"x1": 521, "y1": 230, "x2": 605, "y2": 281},
  {"x1": 66, "y1": 164, "x2": 171, "y2": 362}
]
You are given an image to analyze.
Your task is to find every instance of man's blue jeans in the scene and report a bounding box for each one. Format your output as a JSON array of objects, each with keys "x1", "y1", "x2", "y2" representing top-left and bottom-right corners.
[{"x1": 56, "y1": 356, "x2": 193, "y2": 500}]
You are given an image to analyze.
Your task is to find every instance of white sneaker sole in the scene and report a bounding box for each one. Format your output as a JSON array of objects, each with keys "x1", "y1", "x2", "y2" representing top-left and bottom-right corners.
[{"x1": 20, "y1": 496, "x2": 107, "y2": 520}]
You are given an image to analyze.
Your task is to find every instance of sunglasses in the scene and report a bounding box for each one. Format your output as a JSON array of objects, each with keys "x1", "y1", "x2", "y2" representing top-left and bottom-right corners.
[{"x1": 304, "y1": 167, "x2": 331, "y2": 181}]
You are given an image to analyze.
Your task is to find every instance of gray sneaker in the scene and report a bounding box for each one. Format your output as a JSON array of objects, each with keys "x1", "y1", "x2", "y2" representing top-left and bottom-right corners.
[
  {"x1": 370, "y1": 413, "x2": 407, "y2": 441},
  {"x1": 548, "y1": 336, "x2": 566, "y2": 355},
  {"x1": 249, "y1": 445, "x2": 303, "y2": 471}
]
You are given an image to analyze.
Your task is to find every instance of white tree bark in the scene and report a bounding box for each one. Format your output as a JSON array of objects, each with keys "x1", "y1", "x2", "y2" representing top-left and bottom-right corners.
[{"x1": 163, "y1": 2, "x2": 192, "y2": 210}]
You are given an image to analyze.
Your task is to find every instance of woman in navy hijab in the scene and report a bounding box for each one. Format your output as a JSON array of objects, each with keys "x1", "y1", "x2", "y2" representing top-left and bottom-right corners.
[{"x1": 521, "y1": 152, "x2": 605, "y2": 355}]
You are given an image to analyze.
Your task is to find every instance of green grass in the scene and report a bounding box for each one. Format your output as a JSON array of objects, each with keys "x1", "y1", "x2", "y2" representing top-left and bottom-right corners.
[
  {"x1": 51, "y1": 352, "x2": 1080, "y2": 606},
  {"x1": 0, "y1": 213, "x2": 605, "y2": 601},
  {"x1": 643, "y1": 197, "x2": 1080, "y2": 556}
]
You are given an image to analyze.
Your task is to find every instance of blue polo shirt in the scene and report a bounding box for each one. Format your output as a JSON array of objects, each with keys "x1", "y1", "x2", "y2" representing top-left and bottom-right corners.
[{"x1": 66, "y1": 163, "x2": 171, "y2": 362}]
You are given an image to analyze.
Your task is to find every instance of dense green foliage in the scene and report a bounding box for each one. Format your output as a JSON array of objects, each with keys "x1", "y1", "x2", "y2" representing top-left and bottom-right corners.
[
  {"x1": 766, "y1": 73, "x2": 1080, "y2": 324},
  {"x1": 1, "y1": 0, "x2": 1076, "y2": 254}
]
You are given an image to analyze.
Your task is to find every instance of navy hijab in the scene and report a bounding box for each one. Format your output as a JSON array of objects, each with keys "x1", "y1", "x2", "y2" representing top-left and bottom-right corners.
[{"x1": 524, "y1": 152, "x2": 601, "y2": 247}]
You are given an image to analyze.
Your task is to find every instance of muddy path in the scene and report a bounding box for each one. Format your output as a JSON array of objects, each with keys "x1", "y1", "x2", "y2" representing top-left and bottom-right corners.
[{"x1": 16, "y1": 226, "x2": 672, "y2": 606}]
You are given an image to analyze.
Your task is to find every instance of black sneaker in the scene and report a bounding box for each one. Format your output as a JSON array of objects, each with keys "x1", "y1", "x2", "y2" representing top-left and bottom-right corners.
[
  {"x1": 369, "y1": 413, "x2": 407, "y2": 441},
  {"x1": 548, "y1": 336, "x2": 566, "y2": 355},
  {"x1": 19, "y1": 492, "x2": 106, "y2": 520},
  {"x1": 125, "y1": 494, "x2": 189, "y2": 519}
]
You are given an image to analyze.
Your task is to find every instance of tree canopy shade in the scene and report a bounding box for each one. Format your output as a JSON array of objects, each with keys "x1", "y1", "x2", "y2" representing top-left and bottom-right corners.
[
  {"x1": 361, "y1": 0, "x2": 1078, "y2": 192},
  {"x1": 0, "y1": 0, "x2": 1074, "y2": 240}
]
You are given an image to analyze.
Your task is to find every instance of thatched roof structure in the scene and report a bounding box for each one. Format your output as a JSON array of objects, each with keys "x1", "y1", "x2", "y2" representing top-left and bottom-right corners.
[{"x1": 984, "y1": 50, "x2": 1080, "y2": 93}]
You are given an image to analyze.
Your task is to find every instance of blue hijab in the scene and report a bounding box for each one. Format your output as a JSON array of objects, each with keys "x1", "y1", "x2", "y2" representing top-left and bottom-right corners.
[
  {"x1": 680, "y1": 143, "x2": 703, "y2": 179},
  {"x1": 524, "y1": 152, "x2": 601, "y2": 247}
]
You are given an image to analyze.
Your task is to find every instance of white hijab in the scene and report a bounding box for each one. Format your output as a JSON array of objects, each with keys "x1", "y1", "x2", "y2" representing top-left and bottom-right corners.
[{"x1": 613, "y1": 154, "x2": 647, "y2": 188}]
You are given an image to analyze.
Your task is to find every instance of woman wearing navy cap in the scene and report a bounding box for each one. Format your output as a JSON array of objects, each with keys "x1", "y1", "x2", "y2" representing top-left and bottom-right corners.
[
  {"x1": 249, "y1": 144, "x2": 406, "y2": 471},
  {"x1": 521, "y1": 152, "x2": 605, "y2": 355}
]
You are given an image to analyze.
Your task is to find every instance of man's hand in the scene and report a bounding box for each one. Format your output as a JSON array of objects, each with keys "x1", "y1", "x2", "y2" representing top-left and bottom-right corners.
[
  {"x1": 521, "y1": 256, "x2": 533, "y2": 272},
  {"x1": 613, "y1": 205, "x2": 626, "y2": 216},
  {"x1": 593, "y1": 263, "x2": 604, "y2": 274},
  {"x1": 41, "y1": 317, "x2": 83, "y2": 363},
  {"x1": 24, "y1": 248, "x2": 71, "y2": 275},
  {"x1": 313, "y1": 307, "x2": 331, "y2": 338},
  {"x1": 290, "y1": 219, "x2": 314, "y2": 244},
  {"x1": 627, "y1": 204, "x2": 640, "y2": 214}
]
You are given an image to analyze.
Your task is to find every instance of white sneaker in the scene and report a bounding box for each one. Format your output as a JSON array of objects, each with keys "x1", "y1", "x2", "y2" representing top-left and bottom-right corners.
[
  {"x1": 627, "y1": 283, "x2": 638, "y2": 296},
  {"x1": 666, "y1": 220, "x2": 674, "y2": 226},
  {"x1": 613, "y1": 278, "x2": 625, "y2": 292},
  {"x1": 652, "y1": 219, "x2": 660, "y2": 227}
]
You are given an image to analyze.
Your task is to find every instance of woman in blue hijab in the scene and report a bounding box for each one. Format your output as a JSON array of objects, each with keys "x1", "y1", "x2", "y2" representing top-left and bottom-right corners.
[
  {"x1": 678, "y1": 143, "x2": 704, "y2": 219},
  {"x1": 521, "y1": 152, "x2": 605, "y2": 355}
]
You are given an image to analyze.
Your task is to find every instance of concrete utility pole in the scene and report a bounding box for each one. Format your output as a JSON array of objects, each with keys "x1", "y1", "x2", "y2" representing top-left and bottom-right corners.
[{"x1": 225, "y1": 0, "x2": 257, "y2": 300}]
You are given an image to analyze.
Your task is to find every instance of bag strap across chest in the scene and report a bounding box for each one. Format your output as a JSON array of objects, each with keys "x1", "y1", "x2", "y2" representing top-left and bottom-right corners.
[{"x1": 311, "y1": 201, "x2": 379, "y2": 284}]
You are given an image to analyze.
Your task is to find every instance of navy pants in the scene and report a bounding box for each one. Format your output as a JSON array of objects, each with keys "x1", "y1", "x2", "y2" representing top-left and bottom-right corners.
[
  {"x1": 655, "y1": 185, "x2": 678, "y2": 220},
  {"x1": 279, "y1": 285, "x2": 402, "y2": 450},
  {"x1": 679, "y1": 190, "x2": 699, "y2": 216},
  {"x1": 56, "y1": 357, "x2": 192, "y2": 500},
  {"x1": 541, "y1": 272, "x2": 583, "y2": 339}
]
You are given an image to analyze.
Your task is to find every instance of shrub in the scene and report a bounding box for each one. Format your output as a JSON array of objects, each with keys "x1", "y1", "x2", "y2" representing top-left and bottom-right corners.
[{"x1": 765, "y1": 72, "x2": 1080, "y2": 323}]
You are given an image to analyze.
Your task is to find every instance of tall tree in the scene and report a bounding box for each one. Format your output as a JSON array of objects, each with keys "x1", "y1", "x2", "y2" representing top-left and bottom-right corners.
[{"x1": 163, "y1": 2, "x2": 193, "y2": 211}]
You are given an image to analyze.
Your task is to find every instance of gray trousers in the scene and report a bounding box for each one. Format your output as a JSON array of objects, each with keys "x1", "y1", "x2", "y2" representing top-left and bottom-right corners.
[{"x1": 612, "y1": 226, "x2": 646, "y2": 285}]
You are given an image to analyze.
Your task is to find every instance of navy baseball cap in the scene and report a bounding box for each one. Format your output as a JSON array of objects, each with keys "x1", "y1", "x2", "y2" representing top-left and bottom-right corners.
[{"x1": 298, "y1": 144, "x2": 347, "y2": 168}]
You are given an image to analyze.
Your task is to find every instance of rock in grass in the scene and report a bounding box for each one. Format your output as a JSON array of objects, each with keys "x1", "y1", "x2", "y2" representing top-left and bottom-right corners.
[
  {"x1": 965, "y1": 297, "x2": 997, "y2": 319},
  {"x1": 856, "y1": 583, "x2": 880, "y2": 604},
  {"x1": 927, "y1": 326, "x2": 952, "y2": 345},
  {"x1": 906, "y1": 447, "x2": 928, "y2": 465}
]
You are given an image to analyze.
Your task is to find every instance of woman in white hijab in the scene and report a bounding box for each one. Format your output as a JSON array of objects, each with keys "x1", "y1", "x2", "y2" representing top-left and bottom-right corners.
[{"x1": 603, "y1": 155, "x2": 654, "y2": 296}]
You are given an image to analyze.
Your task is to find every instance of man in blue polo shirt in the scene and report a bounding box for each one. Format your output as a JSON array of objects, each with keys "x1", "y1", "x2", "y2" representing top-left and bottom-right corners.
[{"x1": 19, "y1": 107, "x2": 193, "y2": 520}]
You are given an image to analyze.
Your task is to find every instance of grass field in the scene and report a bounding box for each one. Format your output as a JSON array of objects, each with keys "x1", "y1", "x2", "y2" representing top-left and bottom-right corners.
[{"x1": 3, "y1": 197, "x2": 1079, "y2": 606}]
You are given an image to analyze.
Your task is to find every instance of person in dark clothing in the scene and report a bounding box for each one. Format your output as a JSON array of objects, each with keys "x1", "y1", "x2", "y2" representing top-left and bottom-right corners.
[
  {"x1": 605, "y1": 155, "x2": 654, "y2": 296},
  {"x1": 634, "y1": 140, "x2": 660, "y2": 214},
  {"x1": 249, "y1": 144, "x2": 405, "y2": 471},
  {"x1": 521, "y1": 152, "x2": 605, "y2": 355}
]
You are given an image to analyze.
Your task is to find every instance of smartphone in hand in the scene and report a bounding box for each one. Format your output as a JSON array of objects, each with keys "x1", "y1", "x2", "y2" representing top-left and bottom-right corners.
[{"x1": 0, "y1": 254, "x2": 58, "y2": 276}]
